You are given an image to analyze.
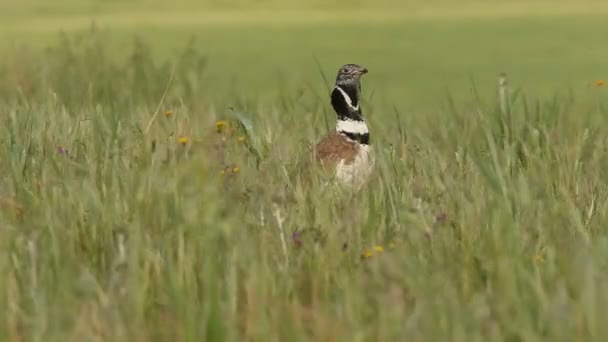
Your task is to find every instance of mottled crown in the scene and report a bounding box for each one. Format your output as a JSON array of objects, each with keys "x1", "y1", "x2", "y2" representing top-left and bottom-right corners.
[{"x1": 335, "y1": 64, "x2": 368, "y2": 85}]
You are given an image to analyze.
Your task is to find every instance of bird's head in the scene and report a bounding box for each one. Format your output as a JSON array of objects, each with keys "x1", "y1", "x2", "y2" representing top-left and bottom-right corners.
[{"x1": 335, "y1": 64, "x2": 368, "y2": 86}]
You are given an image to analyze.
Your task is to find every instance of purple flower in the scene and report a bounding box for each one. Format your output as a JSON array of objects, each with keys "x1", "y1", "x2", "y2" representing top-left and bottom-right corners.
[
  {"x1": 292, "y1": 231, "x2": 302, "y2": 247},
  {"x1": 57, "y1": 146, "x2": 68, "y2": 155}
]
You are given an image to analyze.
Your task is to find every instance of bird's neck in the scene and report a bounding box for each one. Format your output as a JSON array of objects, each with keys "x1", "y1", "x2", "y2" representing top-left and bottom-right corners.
[{"x1": 331, "y1": 83, "x2": 369, "y2": 145}]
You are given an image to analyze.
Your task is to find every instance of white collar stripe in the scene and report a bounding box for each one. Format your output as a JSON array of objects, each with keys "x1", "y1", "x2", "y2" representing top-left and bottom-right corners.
[
  {"x1": 337, "y1": 119, "x2": 369, "y2": 135},
  {"x1": 334, "y1": 86, "x2": 359, "y2": 111}
]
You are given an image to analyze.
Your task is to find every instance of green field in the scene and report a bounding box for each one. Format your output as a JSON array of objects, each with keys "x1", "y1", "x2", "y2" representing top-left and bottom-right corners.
[
  {"x1": 3, "y1": 0, "x2": 608, "y2": 108},
  {"x1": 2, "y1": 1, "x2": 608, "y2": 340}
]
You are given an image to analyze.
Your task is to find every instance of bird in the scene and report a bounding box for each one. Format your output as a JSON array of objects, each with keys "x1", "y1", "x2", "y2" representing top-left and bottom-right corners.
[{"x1": 312, "y1": 63, "x2": 374, "y2": 191}]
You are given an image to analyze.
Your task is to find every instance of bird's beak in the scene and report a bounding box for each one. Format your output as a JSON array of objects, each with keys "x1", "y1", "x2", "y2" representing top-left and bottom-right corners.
[{"x1": 360, "y1": 68, "x2": 368, "y2": 75}]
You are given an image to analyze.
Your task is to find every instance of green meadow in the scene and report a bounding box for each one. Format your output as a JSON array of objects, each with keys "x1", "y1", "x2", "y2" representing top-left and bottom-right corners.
[{"x1": 2, "y1": 0, "x2": 608, "y2": 340}]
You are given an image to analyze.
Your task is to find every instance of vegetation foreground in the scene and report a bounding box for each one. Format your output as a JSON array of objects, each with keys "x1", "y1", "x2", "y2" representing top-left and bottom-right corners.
[{"x1": 2, "y1": 28, "x2": 608, "y2": 341}]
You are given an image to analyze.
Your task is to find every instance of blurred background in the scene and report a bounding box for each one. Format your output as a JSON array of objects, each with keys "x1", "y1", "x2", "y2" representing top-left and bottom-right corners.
[{"x1": 2, "y1": 0, "x2": 607, "y2": 111}]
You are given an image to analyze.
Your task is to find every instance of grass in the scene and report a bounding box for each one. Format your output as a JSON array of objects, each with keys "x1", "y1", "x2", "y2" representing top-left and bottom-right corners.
[
  {"x1": 3, "y1": 11, "x2": 608, "y2": 109},
  {"x1": 2, "y1": 1, "x2": 608, "y2": 341}
]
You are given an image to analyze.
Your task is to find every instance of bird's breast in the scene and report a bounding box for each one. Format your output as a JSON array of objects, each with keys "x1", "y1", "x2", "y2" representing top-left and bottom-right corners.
[{"x1": 335, "y1": 145, "x2": 374, "y2": 190}]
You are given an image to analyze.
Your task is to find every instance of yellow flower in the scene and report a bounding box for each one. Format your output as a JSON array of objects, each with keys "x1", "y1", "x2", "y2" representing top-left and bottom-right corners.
[
  {"x1": 595, "y1": 80, "x2": 605, "y2": 87},
  {"x1": 216, "y1": 120, "x2": 228, "y2": 132},
  {"x1": 361, "y1": 250, "x2": 374, "y2": 259},
  {"x1": 374, "y1": 245, "x2": 384, "y2": 253},
  {"x1": 178, "y1": 136, "x2": 189, "y2": 145},
  {"x1": 232, "y1": 167, "x2": 240, "y2": 174},
  {"x1": 237, "y1": 136, "x2": 247, "y2": 144},
  {"x1": 533, "y1": 253, "x2": 545, "y2": 264},
  {"x1": 163, "y1": 110, "x2": 173, "y2": 118}
]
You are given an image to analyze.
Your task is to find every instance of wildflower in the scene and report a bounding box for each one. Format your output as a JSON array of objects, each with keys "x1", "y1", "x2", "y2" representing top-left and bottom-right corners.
[
  {"x1": 216, "y1": 120, "x2": 228, "y2": 132},
  {"x1": 57, "y1": 146, "x2": 67, "y2": 155},
  {"x1": 361, "y1": 250, "x2": 374, "y2": 259},
  {"x1": 374, "y1": 245, "x2": 384, "y2": 253},
  {"x1": 594, "y1": 80, "x2": 605, "y2": 87},
  {"x1": 292, "y1": 231, "x2": 301, "y2": 241},
  {"x1": 292, "y1": 231, "x2": 303, "y2": 247},
  {"x1": 232, "y1": 167, "x2": 240, "y2": 174},
  {"x1": 178, "y1": 136, "x2": 189, "y2": 145},
  {"x1": 163, "y1": 110, "x2": 173, "y2": 118},
  {"x1": 237, "y1": 136, "x2": 247, "y2": 144}
]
